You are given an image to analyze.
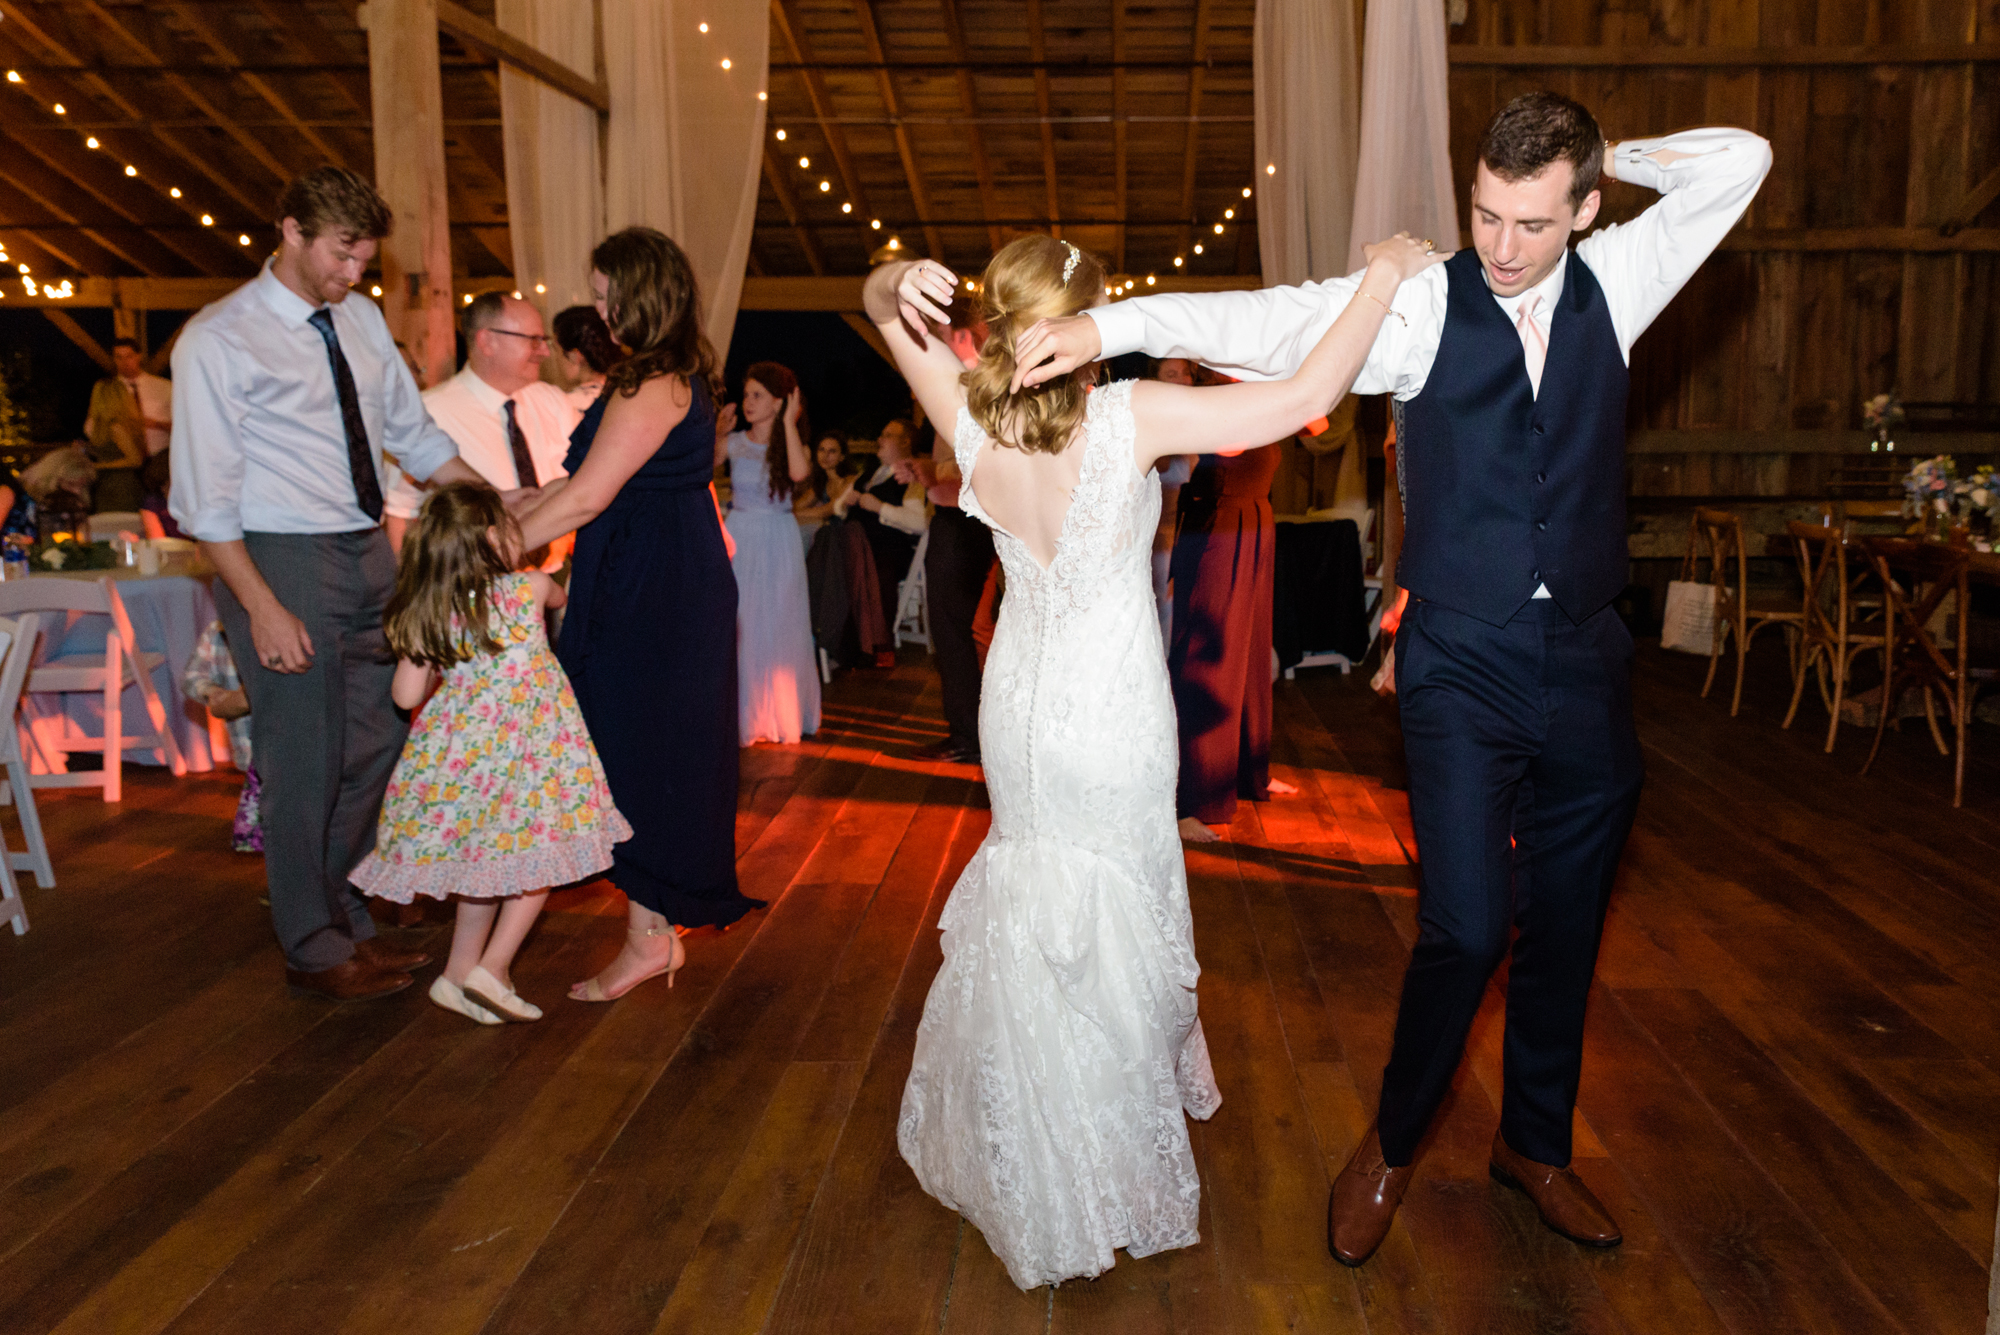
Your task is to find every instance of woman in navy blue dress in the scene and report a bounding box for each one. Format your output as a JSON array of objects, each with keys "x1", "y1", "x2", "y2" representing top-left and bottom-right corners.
[{"x1": 517, "y1": 228, "x2": 760, "y2": 1000}]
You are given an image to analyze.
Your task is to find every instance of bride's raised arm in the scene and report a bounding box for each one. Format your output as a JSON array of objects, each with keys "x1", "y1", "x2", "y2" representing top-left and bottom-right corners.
[
  {"x1": 865, "y1": 259, "x2": 970, "y2": 436},
  {"x1": 1128, "y1": 234, "x2": 1443, "y2": 474}
]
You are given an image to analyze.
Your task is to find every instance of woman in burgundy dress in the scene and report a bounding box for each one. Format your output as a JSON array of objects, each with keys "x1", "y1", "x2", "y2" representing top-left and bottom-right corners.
[{"x1": 1167, "y1": 442, "x2": 1281, "y2": 840}]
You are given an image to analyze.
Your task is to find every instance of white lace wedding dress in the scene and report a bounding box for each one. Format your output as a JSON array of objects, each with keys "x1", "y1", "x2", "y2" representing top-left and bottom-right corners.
[{"x1": 897, "y1": 379, "x2": 1222, "y2": 1291}]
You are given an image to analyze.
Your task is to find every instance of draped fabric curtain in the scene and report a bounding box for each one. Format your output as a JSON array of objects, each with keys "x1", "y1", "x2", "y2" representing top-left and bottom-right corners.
[
  {"x1": 1253, "y1": 0, "x2": 1361, "y2": 289},
  {"x1": 1346, "y1": 0, "x2": 1460, "y2": 273},
  {"x1": 601, "y1": 0, "x2": 767, "y2": 362},
  {"x1": 497, "y1": 0, "x2": 605, "y2": 321}
]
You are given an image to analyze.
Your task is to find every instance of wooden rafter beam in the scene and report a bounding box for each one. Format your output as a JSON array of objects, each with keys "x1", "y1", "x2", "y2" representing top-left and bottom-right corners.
[
  {"x1": 1024, "y1": 0, "x2": 1061, "y2": 239},
  {"x1": 1177, "y1": 0, "x2": 1213, "y2": 263},
  {"x1": 248, "y1": 0, "x2": 374, "y2": 116},
  {"x1": 0, "y1": 156, "x2": 169, "y2": 276},
  {"x1": 1111, "y1": 0, "x2": 1126, "y2": 271},
  {"x1": 0, "y1": 123, "x2": 243, "y2": 275},
  {"x1": 0, "y1": 222, "x2": 113, "y2": 278},
  {"x1": 77, "y1": 0, "x2": 295, "y2": 185},
  {"x1": 937, "y1": 0, "x2": 1001, "y2": 256},
  {"x1": 770, "y1": 0, "x2": 874, "y2": 231},
  {"x1": 167, "y1": 1, "x2": 354, "y2": 169},
  {"x1": 761, "y1": 145, "x2": 826, "y2": 276},
  {"x1": 42, "y1": 309, "x2": 117, "y2": 371},
  {"x1": 0, "y1": 3, "x2": 279, "y2": 218},
  {"x1": 427, "y1": 0, "x2": 608, "y2": 112},
  {"x1": 849, "y1": 0, "x2": 947, "y2": 263},
  {"x1": 1948, "y1": 163, "x2": 2000, "y2": 230}
]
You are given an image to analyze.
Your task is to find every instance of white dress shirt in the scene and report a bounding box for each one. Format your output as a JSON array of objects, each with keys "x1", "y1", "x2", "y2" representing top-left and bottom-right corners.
[
  {"x1": 168, "y1": 258, "x2": 461, "y2": 543},
  {"x1": 86, "y1": 372, "x2": 173, "y2": 456},
  {"x1": 833, "y1": 462, "x2": 929, "y2": 535},
  {"x1": 1087, "y1": 126, "x2": 1770, "y2": 600},
  {"x1": 384, "y1": 367, "x2": 577, "y2": 517},
  {"x1": 1088, "y1": 127, "x2": 1773, "y2": 395}
]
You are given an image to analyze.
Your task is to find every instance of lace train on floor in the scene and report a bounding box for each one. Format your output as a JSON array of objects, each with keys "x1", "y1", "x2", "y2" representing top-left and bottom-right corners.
[{"x1": 898, "y1": 831, "x2": 1222, "y2": 1291}]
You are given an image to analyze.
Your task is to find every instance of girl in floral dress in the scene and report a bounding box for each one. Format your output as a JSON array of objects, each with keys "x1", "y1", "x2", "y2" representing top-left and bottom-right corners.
[{"x1": 352, "y1": 483, "x2": 631, "y2": 1025}]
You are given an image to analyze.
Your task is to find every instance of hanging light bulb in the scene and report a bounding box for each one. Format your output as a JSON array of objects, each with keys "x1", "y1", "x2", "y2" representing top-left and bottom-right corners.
[
  {"x1": 85, "y1": 136, "x2": 100, "y2": 149},
  {"x1": 818, "y1": 180, "x2": 830, "y2": 192},
  {"x1": 1223, "y1": 208, "x2": 1234, "y2": 219},
  {"x1": 169, "y1": 187, "x2": 182, "y2": 198},
  {"x1": 841, "y1": 202, "x2": 852, "y2": 214},
  {"x1": 1173, "y1": 256, "x2": 1183, "y2": 268},
  {"x1": 1146, "y1": 275, "x2": 1155, "y2": 285},
  {"x1": 871, "y1": 219, "x2": 882, "y2": 230},
  {"x1": 371, "y1": 284, "x2": 383, "y2": 297},
  {"x1": 52, "y1": 103, "x2": 65, "y2": 115},
  {"x1": 1193, "y1": 244, "x2": 1204, "y2": 254},
  {"x1": 239, "y1": 234, "x2": 251, "y2": 245},
  {"x1": 720, "y1": 57, "x2": 732, "y2": 70},
  {"x1": 758, "y1": 90, "x2": 767, "y2": 101},
  {"x1": 1213, "y1": 223, "x2": 1224, "y2": 234},
  {"x1": 776, "y1": 128, "x2": 786, "y2": 140},
  {"x1": 1265, "y1": 163, "x2": 1275, "y2": 175},
  {"x1": 534, "y1": 283, "x2": 547, "y2": 293},
  {"x1": 1242, "y1": 187, "x2": 1252, "y2": 198},
  {"x1": 798, "y1": 155, "x2": 810, "y2": 168},
  {"x1": 124, "y1": 165, "x2": 137, "y2": 176},
  {"x1": 4, "y1": 72, "x2": 20, "y2": 84},
  {"x1": 698, "y1": 21, "x2": 709, "y2": 32},
  {"x1": 463, "y1": 293, "x2": 473, "y2": 305},
  {"x1": 201, "y1": 214, "x2": 214, "y2": 226}
]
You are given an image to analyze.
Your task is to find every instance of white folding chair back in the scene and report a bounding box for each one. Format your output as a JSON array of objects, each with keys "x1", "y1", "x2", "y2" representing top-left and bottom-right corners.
[
  {"x1": 0, "y1": 576, "x2": 187, "y2": 801},
  {"x1": 87, "y1": 512, "x2": 144, "y2": 542},
  {"x1": 895, "y1": 528, "x2": 932, "y2": 651},
  {"x1": 0, "y1": 616, "x2": 42, "y2": 930}
]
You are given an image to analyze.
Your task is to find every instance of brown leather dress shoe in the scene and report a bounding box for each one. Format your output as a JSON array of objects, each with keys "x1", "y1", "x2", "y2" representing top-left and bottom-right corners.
[
  {"x1": 1489, "y1": 1131, "x2": 1623, "y2": 1247},
  {"x1": 353, "y1": 937, "x2": 432, "y2": 972},
  {"x1": 286, "y1": 957, "x2": 413, "y2": 1002},
  {"x1": 1327, "y1": 1123, "x2": 1417, "y2": 1266}
]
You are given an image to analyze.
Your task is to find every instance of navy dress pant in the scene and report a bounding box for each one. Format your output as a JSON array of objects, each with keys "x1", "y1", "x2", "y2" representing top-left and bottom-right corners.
[{"x1": 1377, "y1": 596, "x2": 1643, "y2": 1168}]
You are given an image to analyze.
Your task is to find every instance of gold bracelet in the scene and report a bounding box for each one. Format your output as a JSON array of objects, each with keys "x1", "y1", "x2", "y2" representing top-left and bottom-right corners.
[{"x1": 1359, "y1": 288, "x2": 1406, "y2": 326}]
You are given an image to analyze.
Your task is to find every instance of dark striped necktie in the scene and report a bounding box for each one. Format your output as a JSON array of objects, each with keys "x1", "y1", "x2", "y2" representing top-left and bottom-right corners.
[
  {"x1": 305, "y1": 307, "x2": 384, "y2": 522},
  {"x1": 504, "y1": 398, "x2": 540, "y2": 488}
]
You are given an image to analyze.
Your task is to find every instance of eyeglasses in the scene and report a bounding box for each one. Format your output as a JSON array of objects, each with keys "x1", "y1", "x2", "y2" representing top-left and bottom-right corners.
[{"x1": 485, "y1": 329, "x2": 552, "y2": 348}]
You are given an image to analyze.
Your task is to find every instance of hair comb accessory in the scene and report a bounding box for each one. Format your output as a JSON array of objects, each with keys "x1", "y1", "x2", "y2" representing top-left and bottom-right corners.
[{"x1": 1061, "y1": 240, "x2": 1081, "y2": 285}]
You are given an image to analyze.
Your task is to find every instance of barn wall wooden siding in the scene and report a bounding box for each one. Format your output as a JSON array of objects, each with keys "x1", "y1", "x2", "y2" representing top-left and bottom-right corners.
[{"x1": 1440, "y1": 0, "x2": 2000, "y2": 433}]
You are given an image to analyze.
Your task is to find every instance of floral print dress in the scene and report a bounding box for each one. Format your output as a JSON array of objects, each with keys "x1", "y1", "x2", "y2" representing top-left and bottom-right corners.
[{"x1": 352, "y1": 573, "x2": 632, "y2": 902}]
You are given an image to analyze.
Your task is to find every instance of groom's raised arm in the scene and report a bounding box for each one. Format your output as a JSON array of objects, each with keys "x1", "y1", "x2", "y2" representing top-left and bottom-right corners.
[
  {"x1": 1580, "y1": 126, "x2": 1773, "y2": 357},
  {"x1": 1081, "y1": 268, "x2": 1441, "y2": 395}
]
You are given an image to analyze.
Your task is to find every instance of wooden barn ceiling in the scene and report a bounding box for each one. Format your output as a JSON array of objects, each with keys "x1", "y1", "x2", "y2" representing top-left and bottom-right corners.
[{"x1": 0, "y1": 0, "x2": 1260, "y2": 290}]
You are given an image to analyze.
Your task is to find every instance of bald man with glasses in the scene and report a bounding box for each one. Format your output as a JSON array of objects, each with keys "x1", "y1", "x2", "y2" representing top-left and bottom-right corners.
[{"x1": 384, "y1": 292, "x2": 580, "y2": 562}]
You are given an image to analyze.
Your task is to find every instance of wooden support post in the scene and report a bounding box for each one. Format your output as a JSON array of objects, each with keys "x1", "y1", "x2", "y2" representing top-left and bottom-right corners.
[{"x1": 364, "y1": 0, "x2": 457, "y2": 389}]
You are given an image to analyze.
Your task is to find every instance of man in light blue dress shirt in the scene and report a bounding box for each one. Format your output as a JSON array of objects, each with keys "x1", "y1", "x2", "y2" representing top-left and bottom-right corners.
[{"x1": 171, "y1": 167, "x2": 491, "y2": 1001}]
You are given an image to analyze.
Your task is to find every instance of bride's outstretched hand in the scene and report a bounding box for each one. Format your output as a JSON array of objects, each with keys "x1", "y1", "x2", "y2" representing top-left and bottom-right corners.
[
  {"x1": 1363, "y1": 231, "x2": 1449, "y2": 282},
  {"x1": 897, "y1": 260, "x2": 958, "y2": 343}
]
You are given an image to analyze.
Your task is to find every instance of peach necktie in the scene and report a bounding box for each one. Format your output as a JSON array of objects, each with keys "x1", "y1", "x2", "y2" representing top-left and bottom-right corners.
[{"x1": 1515, "y1": 294, "x2": 1547, "y2": 396}]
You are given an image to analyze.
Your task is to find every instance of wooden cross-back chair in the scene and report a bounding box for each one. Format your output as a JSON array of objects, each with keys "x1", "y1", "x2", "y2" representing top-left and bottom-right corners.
[
  {"x1": 1781, "y1": 521, "x2": 1888, "y2": 753},
  {"x1": 1681, "y1": 508, "x2": 1805, "y2": 716},
  {"x1": 1857, "y1": 538, "x2": 1982, "y2": 808}
]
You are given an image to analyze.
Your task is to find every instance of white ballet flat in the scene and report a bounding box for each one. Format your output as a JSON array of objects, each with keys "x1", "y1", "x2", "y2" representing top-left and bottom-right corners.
[
  {"x1": 429, "y1": 974, "x2": 502, "y2": 1026},
  {"x1": 461, "y1": 966, "x2": 543, "y2": 1022}
]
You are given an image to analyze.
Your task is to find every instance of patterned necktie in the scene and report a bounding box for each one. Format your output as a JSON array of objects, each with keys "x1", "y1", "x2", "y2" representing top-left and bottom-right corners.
[
  {"x1": 1515, "y1": 293, "x2": 1548, "y2": 397},
  {"x1": 305, "y1": 307, "x2": 384, "y2": 522},
  {"x1": 503, "y1": 399, "x2": 539, "y2": 488}
]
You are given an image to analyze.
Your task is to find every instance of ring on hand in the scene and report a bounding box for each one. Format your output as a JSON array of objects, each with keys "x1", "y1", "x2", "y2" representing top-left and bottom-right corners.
[{"x1": 1422, "y1": 238, "x2": 1435, "y2": 252}]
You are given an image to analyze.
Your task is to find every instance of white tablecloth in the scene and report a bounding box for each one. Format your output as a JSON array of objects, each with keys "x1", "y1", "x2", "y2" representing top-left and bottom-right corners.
[{"x1": 24, "y1": 567, "x2": 224, "y2": 772}]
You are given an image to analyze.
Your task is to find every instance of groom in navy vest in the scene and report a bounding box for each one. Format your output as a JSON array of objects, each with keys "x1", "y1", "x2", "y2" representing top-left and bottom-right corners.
[{"x1": 1011, "y1": 93, "x2": 1771, "y2": 1263}]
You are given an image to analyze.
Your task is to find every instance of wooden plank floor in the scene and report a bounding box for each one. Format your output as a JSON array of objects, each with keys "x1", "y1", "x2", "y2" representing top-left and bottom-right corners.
[{"x1": 0, "y1": 640, "x2": 1994, "y2": 1334}]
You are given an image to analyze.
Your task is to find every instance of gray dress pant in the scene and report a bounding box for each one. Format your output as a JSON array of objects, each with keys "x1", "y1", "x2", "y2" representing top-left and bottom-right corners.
[{"x1": 215, "y1": 529, "x2": 405, "y2": 972}]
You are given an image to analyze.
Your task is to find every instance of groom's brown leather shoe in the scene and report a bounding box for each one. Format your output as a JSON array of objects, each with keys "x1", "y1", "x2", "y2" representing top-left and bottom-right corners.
[
  {"x1": 1327, "y1": 1123, "x2": 1416, "y2": 1266},
  {"x1": 1489, "y1": 1131, "x2": 1622, "y2": 1247},
  {"x1": 353, "y1": 936, "x2": 432, "y2": 972},
  {"x1": 286, "y1": 958, "x2": 413, "y2": 1002}
]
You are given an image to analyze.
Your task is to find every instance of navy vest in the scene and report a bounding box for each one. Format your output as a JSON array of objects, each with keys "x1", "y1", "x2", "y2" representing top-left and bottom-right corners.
[{"x1": 1396, "y1": 247, "x2": 1630, "y2": 627}]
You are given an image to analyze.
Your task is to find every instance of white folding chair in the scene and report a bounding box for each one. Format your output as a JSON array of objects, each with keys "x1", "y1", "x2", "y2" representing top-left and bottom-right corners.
[
  {"x1": 895, "y1": 527, "x2": 932, "y2": 651},
  {"x1": 87, "y1": 511, "x2": 145, "y2": 541},
  {"x1": 0, "y1": 576, "x2": 187, "y2": 802},
  {"x1": 0, "y1": 615, "x2": 42, "y2": 929}
]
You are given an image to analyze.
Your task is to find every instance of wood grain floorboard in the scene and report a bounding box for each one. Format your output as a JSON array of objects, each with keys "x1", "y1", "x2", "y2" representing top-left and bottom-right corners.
[{"x1": 0, "y1": 647, "x2": 1988, "y2": 1333}]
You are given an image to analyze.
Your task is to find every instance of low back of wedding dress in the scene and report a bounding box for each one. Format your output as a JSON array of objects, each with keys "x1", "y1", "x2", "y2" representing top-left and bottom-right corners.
[{"x1": 897, "y1": 377, "x2": 1222, "y2": 1291}]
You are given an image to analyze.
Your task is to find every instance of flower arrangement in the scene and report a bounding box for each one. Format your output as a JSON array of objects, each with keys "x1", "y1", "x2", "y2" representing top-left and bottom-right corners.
[
  {"x1": 1954, "y1": 464, "x2": 1999, "y2": 532},
  {"x1": 1904, "y1": 454, "x2": 1955, "y2": 519},
  {"x1": 1863, "y1": 393, "x2": 1904, "y2": 453},
  {"x1": 29, "y1": 535, "x2": 116, "y2": 572}
]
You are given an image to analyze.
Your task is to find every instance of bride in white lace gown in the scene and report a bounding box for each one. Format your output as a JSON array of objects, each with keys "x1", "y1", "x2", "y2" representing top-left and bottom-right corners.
[{"x1": 864, "y1": 232, "x2": 1440, "y2": 1290}]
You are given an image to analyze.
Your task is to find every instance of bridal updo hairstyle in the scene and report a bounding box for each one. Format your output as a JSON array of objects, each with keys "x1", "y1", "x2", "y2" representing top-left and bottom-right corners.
[
  {"x1": 965, "y1": 234, "x2": 1107, "y2": 456},
  {"x1": 592, "y1": 226, "x2": 722, "y2": 402}
]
